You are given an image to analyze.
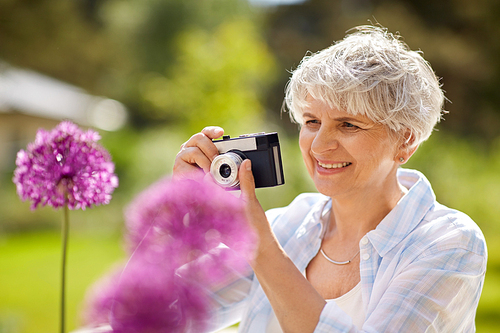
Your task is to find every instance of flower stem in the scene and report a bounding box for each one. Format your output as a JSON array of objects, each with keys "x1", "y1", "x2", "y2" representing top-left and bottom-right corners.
[{"x1": 61, "y1": 204, "x2": 69, "y2": 333}]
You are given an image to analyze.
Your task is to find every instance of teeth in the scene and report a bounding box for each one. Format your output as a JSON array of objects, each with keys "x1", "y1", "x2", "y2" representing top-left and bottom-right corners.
[{"x1": 318, "y1": 162, "x2": 351, "y2": 169}]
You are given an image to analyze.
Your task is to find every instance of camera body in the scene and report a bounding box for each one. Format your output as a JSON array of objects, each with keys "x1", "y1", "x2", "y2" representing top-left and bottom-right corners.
[{"x1": 210, "y1": 132, "x2": 285, "y2": 190}]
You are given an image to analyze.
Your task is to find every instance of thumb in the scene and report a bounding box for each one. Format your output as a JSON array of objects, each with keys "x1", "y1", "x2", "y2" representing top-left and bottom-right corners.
[
  {"x1": 238, "y1": 159, "x2": 273, "y2": 254},
  {"x1": 239, "y1": 159, "x2": 256, "y2": 202}
]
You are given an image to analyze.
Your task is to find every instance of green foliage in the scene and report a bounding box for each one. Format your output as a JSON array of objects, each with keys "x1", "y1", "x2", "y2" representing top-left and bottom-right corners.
[
  {"x1": 93, "y1": 0, "x2": 276, "y2": 131},
  {"x1": 0, "y1": 0, "x2": 117, "y2": 93},
  {"x1": 478, "y1": 242, "x2": 500, "y2": 332},
  {"x1": 128, "y1": 0, "x2": 256, "y2": 74},
  {"x1": 138, "y1": 18, "x2": 277, "y2": 134},
  {"x1": 101, "y1": 125, "x2": 186, "y2": 194}
]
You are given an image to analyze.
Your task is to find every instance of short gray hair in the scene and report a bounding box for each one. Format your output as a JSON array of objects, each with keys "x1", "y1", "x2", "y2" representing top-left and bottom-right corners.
[{"x1": 284, "y1": 25, "x2": 445, "y2": 147}]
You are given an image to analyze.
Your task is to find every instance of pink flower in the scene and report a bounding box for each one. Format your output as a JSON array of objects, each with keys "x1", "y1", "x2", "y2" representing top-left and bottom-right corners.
[
  {"x1": 13, "y1": 121, "x2": 119, "y2": 210},
  {"x1": 85, "y1": 252, "x2": 209, "y2": 333},
  {"x1": 84, "y1": 177, "x2": 256, "y2": 332},
  {"x1": 12, "y1": 121, "x2": 119, "y2": 333},
  {"x1": 125, "y1": 177, "x2": 255, "y2": 269}
]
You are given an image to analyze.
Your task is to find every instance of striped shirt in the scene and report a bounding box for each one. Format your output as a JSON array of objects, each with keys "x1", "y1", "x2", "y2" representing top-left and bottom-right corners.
[{"x1": 206, "y1": 168, "x2": 487, "y2": 332}]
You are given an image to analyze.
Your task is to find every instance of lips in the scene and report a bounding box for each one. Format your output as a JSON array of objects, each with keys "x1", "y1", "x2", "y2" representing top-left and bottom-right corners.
[{"x1": 318, "y1": 161, "x2": 352, "y2": 169}]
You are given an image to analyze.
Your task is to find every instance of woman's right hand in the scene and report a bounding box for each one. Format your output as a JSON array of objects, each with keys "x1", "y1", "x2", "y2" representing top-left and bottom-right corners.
[{"x1": 172, "y1": 126, "x2": 224, "y2": 181}]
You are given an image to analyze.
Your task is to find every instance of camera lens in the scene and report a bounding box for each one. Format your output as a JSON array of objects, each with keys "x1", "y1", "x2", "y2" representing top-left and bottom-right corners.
[
  {"x1": 219, "y1": 164, "x2": 232, "y2": 178},
  {"x1": 210, "y1": 152, "x2": 244, "y2": 188}
]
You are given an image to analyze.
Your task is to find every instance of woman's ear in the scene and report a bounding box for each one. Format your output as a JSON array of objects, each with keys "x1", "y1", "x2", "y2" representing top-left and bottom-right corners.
[{"x1": 396, "y1": 130, "x2": 418, "y2": 164}]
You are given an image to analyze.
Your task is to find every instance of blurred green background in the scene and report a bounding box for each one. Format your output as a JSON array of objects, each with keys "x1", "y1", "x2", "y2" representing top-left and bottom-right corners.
[{"x1": 1, "y1": 0, "x2": 499, "y2": 332}]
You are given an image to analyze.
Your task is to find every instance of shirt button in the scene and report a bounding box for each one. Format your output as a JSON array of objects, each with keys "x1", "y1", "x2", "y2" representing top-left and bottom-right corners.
[
  {"x1": 362, "y1": 253, "x2": 370, "y2": 261},
  {"x1": 360, "y1": 236, "x2": 369, "y2": 246}
]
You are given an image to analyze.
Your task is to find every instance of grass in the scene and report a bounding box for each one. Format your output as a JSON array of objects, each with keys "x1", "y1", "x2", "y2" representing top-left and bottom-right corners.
[{"x1": 0, "y1": 231, "x2": 125, "y2": 333}]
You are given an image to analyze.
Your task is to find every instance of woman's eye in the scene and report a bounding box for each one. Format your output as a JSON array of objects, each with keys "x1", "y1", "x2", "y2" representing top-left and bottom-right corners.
[
  {"x1": 343, "y1": 122, "x2": 359, "y2": 129},
  {"x1": 305, "y1": 119, "x2": 320, "y2": 125}
]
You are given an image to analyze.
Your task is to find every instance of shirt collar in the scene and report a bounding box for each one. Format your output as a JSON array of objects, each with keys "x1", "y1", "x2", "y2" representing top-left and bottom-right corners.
[
  {"x1": 295, "y1": 196, "x2": 331, "y2": 240},
  {"x1": 366, "y1": 168, "x2": 436, "y2": 257}
]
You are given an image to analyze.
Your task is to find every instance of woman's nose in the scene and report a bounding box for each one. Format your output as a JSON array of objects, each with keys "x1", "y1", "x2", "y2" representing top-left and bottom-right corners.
[{"x1": 311, "y1": 128, "x2": 339, "y2": 155}]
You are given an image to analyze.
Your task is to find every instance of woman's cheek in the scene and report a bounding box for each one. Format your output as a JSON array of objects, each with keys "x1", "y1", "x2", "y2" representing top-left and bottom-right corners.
[{"x1": 299, "y1": 132, "x2": 315, "y2": 176}]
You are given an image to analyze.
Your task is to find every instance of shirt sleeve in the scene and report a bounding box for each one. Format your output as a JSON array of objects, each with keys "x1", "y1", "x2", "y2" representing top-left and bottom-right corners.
[{"x1": 314, "y1": 245, "x2": 487, "y2": 332}]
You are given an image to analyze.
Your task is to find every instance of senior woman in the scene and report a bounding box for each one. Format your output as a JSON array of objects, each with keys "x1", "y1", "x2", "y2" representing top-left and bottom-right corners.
[{"x1": 173, "y1": 26, "x2": 486, "y2": 332}]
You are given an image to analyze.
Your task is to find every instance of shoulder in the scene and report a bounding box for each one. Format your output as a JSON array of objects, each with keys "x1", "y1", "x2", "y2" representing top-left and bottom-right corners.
[
  {"x1": 407, "y1": 203, "x2": 487, "y2": 261},
  {"x1": 424, "y1": 203, "x2": 486, "y2": 255},
  {"x1": 395, "y1": 168, "x2": 486, "y2": 259}
]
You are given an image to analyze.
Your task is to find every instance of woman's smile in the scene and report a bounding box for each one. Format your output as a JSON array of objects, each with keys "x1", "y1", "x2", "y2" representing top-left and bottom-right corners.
[
  {"x1": 317, "y1": 161, "x2": 352, "y2": 169},
  {"x1": 316, "y1": 160, "x2": 353, "y2": 176}
]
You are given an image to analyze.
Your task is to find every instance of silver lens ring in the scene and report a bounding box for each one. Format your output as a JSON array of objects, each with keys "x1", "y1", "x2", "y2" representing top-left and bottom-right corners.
[{"x1": 210, "y1": 152, "x2": 244, "y2": 188}]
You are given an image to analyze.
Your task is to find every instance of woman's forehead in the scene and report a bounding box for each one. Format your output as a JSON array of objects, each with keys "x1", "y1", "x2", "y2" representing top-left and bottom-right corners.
[{"x1": 303, "y1": 97, "x2": 374, "y2": 123}]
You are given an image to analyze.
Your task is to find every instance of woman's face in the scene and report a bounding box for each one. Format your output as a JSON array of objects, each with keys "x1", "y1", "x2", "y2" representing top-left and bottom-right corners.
[{"x1": 299, "y1": 98, "x2": 402, "y2": 199}]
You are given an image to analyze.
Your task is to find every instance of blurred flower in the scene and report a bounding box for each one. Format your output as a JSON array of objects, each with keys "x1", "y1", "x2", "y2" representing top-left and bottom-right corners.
[
  {"x1": 84, "y1": 177, "x2": 256, "y2": 332},
  {"x1": 84, "y1": 251, "x2": 209, "y2": 333},
  {"x1": 125, "y1": 177, "x2": 255, "y2": 270},
  {"x1": 13, "y1": 121, "x2": 118, "y2": 210}
]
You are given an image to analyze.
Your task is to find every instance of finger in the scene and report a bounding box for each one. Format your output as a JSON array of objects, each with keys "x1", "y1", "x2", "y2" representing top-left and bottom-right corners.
[
  {"x1": 201, "y1": 126, "x2": 224, "y2": 140},
  {"x1": 184, "y1": 132, "x2": 220, "y2": 162},
  {"x1": 171, "y1": 161, "x2": 205, "y2": 181},
  {"x1": 175, "y1": 146, "x2": 213, "y2": 173},
  {"x1": 238, "y1": 159, "x2": 257, "y2": 202}
]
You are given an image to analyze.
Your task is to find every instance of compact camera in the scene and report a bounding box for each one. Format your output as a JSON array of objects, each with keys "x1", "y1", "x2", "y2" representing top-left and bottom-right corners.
[{"x1": 210, "y1": 132, "x2": 285, "y2": 190}]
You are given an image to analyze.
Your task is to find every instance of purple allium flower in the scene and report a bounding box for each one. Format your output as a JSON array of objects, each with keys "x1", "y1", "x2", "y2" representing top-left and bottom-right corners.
[
  {"x1": 125, "y1": 177, "x2": 256, "y2": 269},
  {"x1": 13, "y1": 121, "x2": 119, "y2": 210},
  {"x1": 84, "y1": 252, "x2": 209, "y2": 333},
  {"x1": 84, "y1": 177, "x2": 256, "y2": 332}
]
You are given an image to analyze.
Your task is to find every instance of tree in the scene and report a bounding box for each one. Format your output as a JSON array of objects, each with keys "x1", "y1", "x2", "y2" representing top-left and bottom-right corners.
[
  {"x1": 138, "y1": 18, "x2": 277, "y2": 134},
  {"x1": 0, "y1": 0, "x2": 118, "y2": 94}
]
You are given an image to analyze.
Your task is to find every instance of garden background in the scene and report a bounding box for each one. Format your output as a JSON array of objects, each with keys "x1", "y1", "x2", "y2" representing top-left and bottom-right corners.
[{"x1": 1, "y1": 0, "x2": 499, "y2": 332}]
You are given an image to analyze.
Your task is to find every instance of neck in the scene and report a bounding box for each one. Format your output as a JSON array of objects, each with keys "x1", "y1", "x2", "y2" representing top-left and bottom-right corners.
[{"x1": 325, "y1": 175, "x2": 404, "y2": 241}]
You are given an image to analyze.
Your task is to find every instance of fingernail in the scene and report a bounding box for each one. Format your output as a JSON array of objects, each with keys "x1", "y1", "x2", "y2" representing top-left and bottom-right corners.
[{"x1": 246, "y1": 159, "x2": 252, "y2": 171}]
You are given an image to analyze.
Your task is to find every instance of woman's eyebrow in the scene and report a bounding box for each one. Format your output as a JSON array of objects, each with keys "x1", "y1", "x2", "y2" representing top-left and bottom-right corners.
[
  {"x1": 302, "y1": 112, "x2": 370, "y2": 125},
  {"x1": 302, "y1": 112, "x2": 316, "y2": 118},
  {"x1": 334, "y1": 116, "x2": 368, "y2": 124}
]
